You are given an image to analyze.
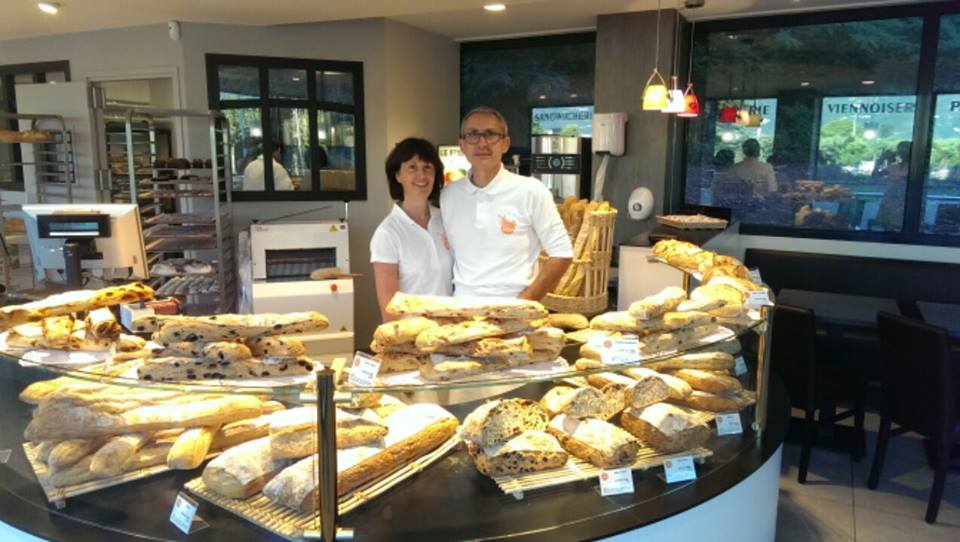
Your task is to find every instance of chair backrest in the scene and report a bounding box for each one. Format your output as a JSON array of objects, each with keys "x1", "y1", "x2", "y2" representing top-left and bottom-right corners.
[
  {"x1": 876, "y1": 311, "x2": 954, "y2": 439},
  {"x1": 771, "y1": 304, "x2": 817, "y2": 411}
]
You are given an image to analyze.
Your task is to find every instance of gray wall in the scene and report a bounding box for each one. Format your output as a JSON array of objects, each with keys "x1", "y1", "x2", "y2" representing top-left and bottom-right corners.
[{"x1": 594, "y1": 10, "x2": 681, "y2": 246}]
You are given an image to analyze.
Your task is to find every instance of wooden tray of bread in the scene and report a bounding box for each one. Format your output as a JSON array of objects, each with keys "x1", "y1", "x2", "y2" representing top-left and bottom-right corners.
[
  {"x1": 184, "y1": 435, "x2": 460, "y2": 541},
  {"x1": 492, "y1": 444, "x2": 714, "y2": 497},
  {"x1": 655, "y1": 214, "x2": 728, "y2": 230},
  {"x1": 0, "y1": 129, "x2": 54, "y2": 144}
]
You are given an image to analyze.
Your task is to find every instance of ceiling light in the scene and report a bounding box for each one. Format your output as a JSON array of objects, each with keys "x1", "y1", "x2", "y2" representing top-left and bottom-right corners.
[
  {"x1": 863, "y1": 129, "x2": 877, "y2": 140},
  {"x1": 292, "y1": 76, "x2": 301, "y2": 81},
  {"x1": 37, "y1": 2, "x2": 60, "y2": 14},
  {"x1": 483, "y1": 3, "x2": 506, "y2": 12},
  {"x1": 569, "y1": 93, "x2": 578, "y2": 98},
  {"x1": 800, "y1": 81, "x2": 810, "y2": 87},
  {"x1": 861, "y1": 80, "x2": 875, "y2": 85},
  {"x1": 538, "y1": 94, "x2": 547, "y2": 100}
]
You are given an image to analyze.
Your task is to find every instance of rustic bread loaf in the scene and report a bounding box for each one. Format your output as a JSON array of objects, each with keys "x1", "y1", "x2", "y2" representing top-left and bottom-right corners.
[
  {"x1": 202, "y1": 436, "x2": 292, "y2": 498},
  {"x1": 643, "y1": 351, "x2": 735, "y2": 372},
  {"x1": 539, "y1": 386, "x2": 605, "y2": 418},
  {"x1": 671, "y1": 390, "x2": 743, "y2": 412},
  {"x1": 245, "y1": 336, "x2": 306, "y2": 358},
  {"x1": 372, "y1": 316, "x2": 439, "y2": 346},
  {"x1": 0, "y1": 282, "x2": 154, "y2": 330},
  {"x1": 545, "y1": 313, "x2": 589, "y2": 331},
  {"x1": 269, "y1": 407, "x2": 388, "y2": 459},
  {"x1": 468, "y1": 430, "x2": 568, "y2": 476},
  {"x1": 461, "y1": 399, "x2": 549, "y2": 448},
  {"x1": 414, "y1": 319, "x2": 532, "y2": 351},
  {"x1": 386, "y1": 292, "x2": 547, "y2": 320},
  {"x1": 154, "y1": 312, "x2": 329, "y2": 344},
  {"x1": 546, "y1": 415, "x2": 640, "y2": 468},
  {"x1": 620, "y1": 404, "x2": 711, "y2": 453},
  {"x1": 628, "y1": 287, "x2": 688, "y2": 320},
  {"x1": 623, "y1": 367, "x2": 693, "y2": 400},
  {"x1": 667, "y1": 369, "x2": 743, "y2": 394}
]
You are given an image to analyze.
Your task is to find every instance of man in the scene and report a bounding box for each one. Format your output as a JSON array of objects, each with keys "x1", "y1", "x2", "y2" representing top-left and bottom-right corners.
[
  {"x1": 242, "y1": 139, "x2": 295, "y2": 191},
  {"x1": 723, "y1": 139, "x2": 777, "y2": 196},
  {"x1": 441, "y1": 106, "x2": 572, "y2": 299}
]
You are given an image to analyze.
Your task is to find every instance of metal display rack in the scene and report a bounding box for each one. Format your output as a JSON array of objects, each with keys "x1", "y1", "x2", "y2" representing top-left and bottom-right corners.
[
  {"x1": 95, "y1": 105, "x2": 236, "y2": 313},
  {"x1": 0, "y1": 111, "x2": 76, "y2": 203}
]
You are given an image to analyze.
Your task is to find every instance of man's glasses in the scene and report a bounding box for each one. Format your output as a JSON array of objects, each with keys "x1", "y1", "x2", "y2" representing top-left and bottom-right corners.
[{"x1": 461, "y1": 130, "x2": 506, "y2": 144}]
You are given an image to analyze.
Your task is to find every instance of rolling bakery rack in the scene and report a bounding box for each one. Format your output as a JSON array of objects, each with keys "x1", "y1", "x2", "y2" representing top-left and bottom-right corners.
[{"x1": 95, "y1": 104, "x2": 237, "y2": 313}]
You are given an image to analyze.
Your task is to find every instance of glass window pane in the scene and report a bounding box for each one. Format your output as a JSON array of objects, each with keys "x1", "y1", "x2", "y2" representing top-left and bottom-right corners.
[
  {"x1": 223, "y1": 108, "x2": 263, "y2": 191},
  {"x1": 921, "y1": 94, "x2": 960, "y2": 233},
  {"x1": 317, "y1": 110, "x2": 356, "y2": 191},
  {"x1": 218, "y1": 66, "x2": 259, "y2": 100},
  {"x1": 934, "y1": 15, "x2": 960, "y2": 93},
  {"x1": 46, "y1": 71, "x2": 66, "y2": 83},
  {"x1": 269, "y1": 108, "x2": 311, "y2": 191},
  {"x1": 13, "y1": 74, "x2": 33, "y2": 84},
  {"x1": 684, "y1": 17, "x2": 922, "y2": 232},
  {"x1": 269, "y1": 69, "x2": 307, "y2": 100},
  {"x1": 317, "y1": 71, "x2": 354, "y2": 105}
]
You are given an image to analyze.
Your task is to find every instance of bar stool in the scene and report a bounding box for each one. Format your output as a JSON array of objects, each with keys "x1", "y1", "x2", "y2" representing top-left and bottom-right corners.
[{"x1": 868, "y1": 311, "x2": 959, "y2": 524}]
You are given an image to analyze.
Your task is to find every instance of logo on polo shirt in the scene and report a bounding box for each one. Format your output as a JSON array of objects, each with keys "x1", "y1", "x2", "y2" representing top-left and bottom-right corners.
[{"x1": 500, "y1": 215, "x2": 517, "y2": 235}]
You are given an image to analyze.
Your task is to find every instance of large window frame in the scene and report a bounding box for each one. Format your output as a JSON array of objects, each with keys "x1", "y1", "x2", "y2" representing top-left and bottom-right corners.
[
  {"x1": 681, "y1": 2, "x2": 960, "y2": 247},
  {"x1": 206, "y1": 54, "x2": 366, "y2": 202},
  {"x1": 0, "y1": 60, "x2": 71, "y2": 192}
]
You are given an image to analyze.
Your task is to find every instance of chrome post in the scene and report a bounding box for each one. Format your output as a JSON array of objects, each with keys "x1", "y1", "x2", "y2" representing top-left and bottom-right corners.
[
  {"x1": 753, "y1": 304, "x2": 775, "y2": 434},
  {"x1": 303, "y1": 369, "x2": 342, "y2": 541}
]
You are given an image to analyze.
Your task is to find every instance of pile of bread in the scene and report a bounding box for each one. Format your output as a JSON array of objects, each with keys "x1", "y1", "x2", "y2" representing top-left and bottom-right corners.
[
  {"x1": 550, "y1": 197, "x2": 615, "y2": 297},
  {"x1": 127, "y1": 312, "x2": 328, "y2": 382},
  {"x1": 369, "y1": 293, "x2": 566, "y2": 381},
  {"x1": 19, "y1": 374, "x2": 284, "y2": 488},
  {"x1": 202, "y1": 396, "x2": 458, "y2": 513},
  {"x1": 0, "y1": 283, "x2": 155, "y2": 356}
]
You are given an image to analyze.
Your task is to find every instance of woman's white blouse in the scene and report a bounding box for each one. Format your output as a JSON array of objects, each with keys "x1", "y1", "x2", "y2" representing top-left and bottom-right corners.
[{"x1": 370, "y1": 204, "x2": 453, "y2": 296}]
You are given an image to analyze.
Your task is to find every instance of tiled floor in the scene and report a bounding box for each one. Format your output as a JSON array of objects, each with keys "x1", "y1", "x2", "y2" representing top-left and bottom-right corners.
[{"x1": 776, "y1": 412, "x2": 960, "y2": 541}]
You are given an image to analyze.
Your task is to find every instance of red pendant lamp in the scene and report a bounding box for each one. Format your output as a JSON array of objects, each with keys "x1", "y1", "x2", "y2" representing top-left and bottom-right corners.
[
  {"x1": 677, "y1": 21, "x2": 700, "y2": 118},
  {"x1": 719, "y1": 104, "x2": 738, "y2": 123}
]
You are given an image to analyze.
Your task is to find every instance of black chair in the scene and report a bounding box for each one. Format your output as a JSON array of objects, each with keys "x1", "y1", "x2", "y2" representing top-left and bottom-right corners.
[
  {"x1": 868, "y1": 312, "x2": 959, "y2": 524},
  {"x1": 771, "y1": 304, "x2": 818, "y2": 483},
  {"x1": 771, "y1": 304, "x2": 867, "y2": 483}
]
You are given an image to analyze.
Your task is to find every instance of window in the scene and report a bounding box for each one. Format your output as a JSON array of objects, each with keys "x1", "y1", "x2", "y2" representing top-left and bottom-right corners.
[
  {"x1": 207, "y1": 55, "x2": 366, "y2": 201},
  {"x1": 683, "y1": 13, "x2": 934, "y2": 237},
  {"x1": 922, "y1": 14, "x2": 960, "y2": 235},
  {"x1": 0, "y1": 60, "x2": 70, "y2": 190}
]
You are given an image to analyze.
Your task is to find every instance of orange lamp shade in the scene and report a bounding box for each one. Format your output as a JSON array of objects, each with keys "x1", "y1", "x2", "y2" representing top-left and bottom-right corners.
[{"x1": 677, "y1": 84, "x2": 700, "y2": 117}]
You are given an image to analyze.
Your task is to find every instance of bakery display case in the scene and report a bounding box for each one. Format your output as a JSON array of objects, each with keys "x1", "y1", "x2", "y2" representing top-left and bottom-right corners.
[{"x1": 0, "y1": 239, "x2": 787, "y2": 541}]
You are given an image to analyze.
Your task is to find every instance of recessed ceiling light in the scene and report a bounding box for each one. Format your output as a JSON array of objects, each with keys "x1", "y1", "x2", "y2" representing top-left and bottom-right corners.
[
  {"x1": 861, "y1": 80, "x2": 876, "y2": 85},
  {"x1": 538, "y1": 94, "x2": 547, "y2": 100},
  {"x1": 484, "y1": 3, "x2": 506, "y2": 12},
  {"x1": 569, "y1": 93, "x2": 579, "y2": 98},
  {"x1": 800, "y1": 81, "x2": 810, "y2": 87},
  {"x1": 292, "y1": 76, "x2": 301, "y2": 81},
  {"x1": 37, "y1": 2, "x2": 60, "y2": 14}
]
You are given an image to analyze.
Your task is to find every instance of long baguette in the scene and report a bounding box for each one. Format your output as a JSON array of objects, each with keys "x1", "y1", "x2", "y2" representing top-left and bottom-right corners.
[
  {"x1": 167, "y1": 425, "x2": 221, "y2": 470},
  {"x1": 89, "y1": 433, "x2": 150, "y2": 477},
  {"x1": 48, "y1": 438, "x2": 102, "y2": 472}
]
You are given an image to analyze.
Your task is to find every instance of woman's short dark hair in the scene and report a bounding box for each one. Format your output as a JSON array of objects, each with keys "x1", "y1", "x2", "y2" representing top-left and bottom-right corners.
[{"x1": 385, "y1": 138, "x2": 444, "y2": 203}]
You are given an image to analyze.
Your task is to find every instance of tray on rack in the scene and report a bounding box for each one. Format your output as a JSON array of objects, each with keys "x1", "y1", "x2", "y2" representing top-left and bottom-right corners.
[
  {"x1": 655, "y1": 214, "x2": 729, "y2": 230},
  {"x1": 184, "y1": 435, "x2": 461, "y2": 541},
  {"x1": 145, "y1": 224, "x2": 217, "y2": 238},
  {"x1": 147, "y1": 237, "x2": 218, "y2": 252},
  {"x1": 492, "y1": 443, "x2": 714, "y2": 497},
  {"x1": 144, "y1": 213, "x2": 217, "y2": 225}
]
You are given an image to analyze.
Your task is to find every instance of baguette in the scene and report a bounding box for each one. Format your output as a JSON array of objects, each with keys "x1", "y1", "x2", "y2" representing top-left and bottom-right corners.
[
  {"x1": 212, "y1": 413, "x2": 276, "y2": 450},
  {"x1": 468, "y1": 430, "x2": 569, "y2": 476},
  {"x1": 35, "y1": 440, "x2": 60, "y2": 464},
  {"x1": 167, "y1": 425, "x2": 221, "y2": 470},
  {"x1": 89, "y1": 433, "x2": 150, "y2": 477},
  {"x1": 546, "y1": 415, "x2": 640, "y2": 469},
  {"x1": 47, "y1": 438, "x2": 102, "y2": 472},
  {"x1": 386, "y1": 292, "x2": 547, "y2": 320}
]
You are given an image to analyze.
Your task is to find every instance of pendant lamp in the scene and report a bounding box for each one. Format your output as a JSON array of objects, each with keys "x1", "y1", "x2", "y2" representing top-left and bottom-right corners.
[
  {"x1": 663, "y1": 75, "x2": 686, "y2": 113},
  {"x1": 719, "y1": 104, "x2": 738, "y2": 123},
  {"x1": 642, "y1": 0, "x2": 668, "y2": 111},
  {"x1": 677, "y1": 21, "x2": 700, "y2": 118}
]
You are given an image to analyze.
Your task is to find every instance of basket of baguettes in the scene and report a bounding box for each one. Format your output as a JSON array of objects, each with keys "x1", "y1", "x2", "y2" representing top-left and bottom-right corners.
[
  {"x1": 540, "y1": 197, "x2": 617, "y2": 316},
  {"x1": 367, "y1": 293, "x2": 567, "y2": 382}
]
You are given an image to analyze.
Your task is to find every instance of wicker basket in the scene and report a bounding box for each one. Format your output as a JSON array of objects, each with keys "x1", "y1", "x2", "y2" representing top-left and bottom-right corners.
[{"x1": 542, "y1": 208, "x2": 617, "y2": 316}]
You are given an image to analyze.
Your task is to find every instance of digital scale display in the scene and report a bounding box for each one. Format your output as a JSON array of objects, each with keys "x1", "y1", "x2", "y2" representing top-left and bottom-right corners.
[{"x1": 37, "y1": 213, "x2": 111, "y2": 239}]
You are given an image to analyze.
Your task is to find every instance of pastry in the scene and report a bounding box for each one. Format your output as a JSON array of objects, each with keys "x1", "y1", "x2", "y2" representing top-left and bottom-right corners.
[
  {"x1": 85, "y1": 308, "x2": 121, "y2": 339},
  {"x1": 137, "y1": 355, "x2": 314, "y2": 381},
  {"x1": 417, "y1": 357, "x2": 507, "y2": 381},
  {"x1": 0, "y1": 283, "x2": 155, "y2": 330}
]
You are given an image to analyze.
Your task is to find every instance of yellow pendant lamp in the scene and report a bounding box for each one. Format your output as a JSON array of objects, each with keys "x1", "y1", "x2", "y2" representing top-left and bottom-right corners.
[{"x1": 642, "y1": 0, "x2": 668, "y2": 111}]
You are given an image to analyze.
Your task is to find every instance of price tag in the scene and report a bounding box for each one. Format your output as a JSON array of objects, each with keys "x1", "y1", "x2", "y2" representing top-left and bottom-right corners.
[
  {"x1": 348, "y1": 352, "x2": 381, "y2": 387},
  {"x1": 169, "y1": 492, "x2": 199, "y2": 534},
  {"x1": 748, "y1": 268, "x2": 762, "y2": 284},
  {"x1": 746, "y1": 290, "x2": 773, "y2": 309},
  {"x1": 599, "y1": 468, "x2": 635, "y2": 496},
  {"x1": 588, "y1": 334, "x2": 639, "y2": 365},
  {"x1": 734, "y1": 355, "x2": 748, "y2": 376},
  {"x1": 715, "y1": 412, "x2": 744, "y2": 435},
  {"x1": 663, "y1": 456, "x2": 697, "y2": 484}
]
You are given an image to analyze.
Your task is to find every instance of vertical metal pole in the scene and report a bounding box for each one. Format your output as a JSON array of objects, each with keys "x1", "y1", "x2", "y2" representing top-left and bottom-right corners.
[
  {"x1": 753, "y1": 304, "x2": 775, "y2": 434},
  {"x1": 681, "y1": 271, "x2": 691, "y2": 294},
  {"x1": 316, "y1": 369, "x2": 338, "y2": 542},
  {"x1": 125, "y1": 112, "x2": 137, "y2": 205}
]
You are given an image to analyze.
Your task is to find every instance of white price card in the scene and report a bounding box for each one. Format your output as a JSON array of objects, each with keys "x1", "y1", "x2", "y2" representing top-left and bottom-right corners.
[
  {"x1": 348, "y1": 352, "x2": 381, "y2": 387},
  {"x1": 169, "y1": 492, "x2": 199, "y2": 535},
  {"x1": 663, "y1": 456, "x2": 697, "y2": 484},
  {"x1": 715, "y1": 412, "x2": 744, "y2": 435},
  {"x1": 588, "y1": 334, "x2": 639, "y2": 365},
  {"x1": 599, "y1": 468, "x2": 635, "y2": 496},
  {"x1": 746, "y1": 290, "x2": 773, "y2": 309},
  {"x1": 734, "y1": 355, "x2": 748, "y2": 376},
  {"x1": 748, "y1": 268, "x2": 762, "y2": 284}
]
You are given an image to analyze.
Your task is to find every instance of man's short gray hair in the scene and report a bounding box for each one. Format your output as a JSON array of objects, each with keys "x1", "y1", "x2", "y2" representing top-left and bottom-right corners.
[{"x1": 461, "y1": 106, "x2": 509, "y2": 137}]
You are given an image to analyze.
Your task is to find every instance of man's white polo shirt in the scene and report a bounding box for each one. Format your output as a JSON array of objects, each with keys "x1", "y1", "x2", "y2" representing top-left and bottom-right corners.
[
  {"x1": 440, "y1": 165, "x2": 573, "y2": 297},
  {"x1": 370, "y1": 204, "x2": 453, "y2": 296}
]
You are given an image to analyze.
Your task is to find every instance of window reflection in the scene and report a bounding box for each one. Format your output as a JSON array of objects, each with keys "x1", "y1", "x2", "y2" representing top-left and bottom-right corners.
[
  {"x1": 269, "y1": 108, "x2": 311, "y2": 191},
  {"x1": 317, "y1": 110, "x2": 356, "y2": 191}
]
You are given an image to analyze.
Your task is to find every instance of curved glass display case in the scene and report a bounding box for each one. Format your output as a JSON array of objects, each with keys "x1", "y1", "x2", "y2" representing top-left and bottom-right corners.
[{"x1": 0, "y1": 254, "x2": 783, "y2": 542}]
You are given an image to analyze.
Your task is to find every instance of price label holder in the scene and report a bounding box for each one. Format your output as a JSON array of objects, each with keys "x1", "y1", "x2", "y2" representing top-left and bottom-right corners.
[
  {"x1": 0, "y1": 449, "x2": 10, "y2": 464},
  {"x1": 169, "y1": 491, "x2": 207, "y2": 535},
  {"x1": 748, "y1": 268, "x2": 762, "y2": 284},
  {"x1": 746, "y1": 290, "x2": 773, "y2": 309},
  {"x1": 715, "y1": 412, "x2": 744, "y2": 436},
  {"x1": 660, "y1": 456, "x2": 697, "y2": 484},
  {"x1": 348, "y1": 352, "x2": 381, "y2": 388},
  {"x1": 734, "y1": 355, "x2": 748, "y2": 376},
  {"x1": 588, "y1": 334, "x2": 640, "y2": 365},
  {"x1": 599, "y1": 468, "x2": 635, "y2": 496}
]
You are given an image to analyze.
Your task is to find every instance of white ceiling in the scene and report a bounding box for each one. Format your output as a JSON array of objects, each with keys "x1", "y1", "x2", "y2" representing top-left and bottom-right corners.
[{"x1": 1, "y1": 0, "x2": 929, "y2": 42}]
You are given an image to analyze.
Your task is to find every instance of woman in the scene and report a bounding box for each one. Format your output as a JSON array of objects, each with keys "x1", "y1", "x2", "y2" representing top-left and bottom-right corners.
[{"x1": 370, "y1": 138, "x2": 453, "y2": 322}]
